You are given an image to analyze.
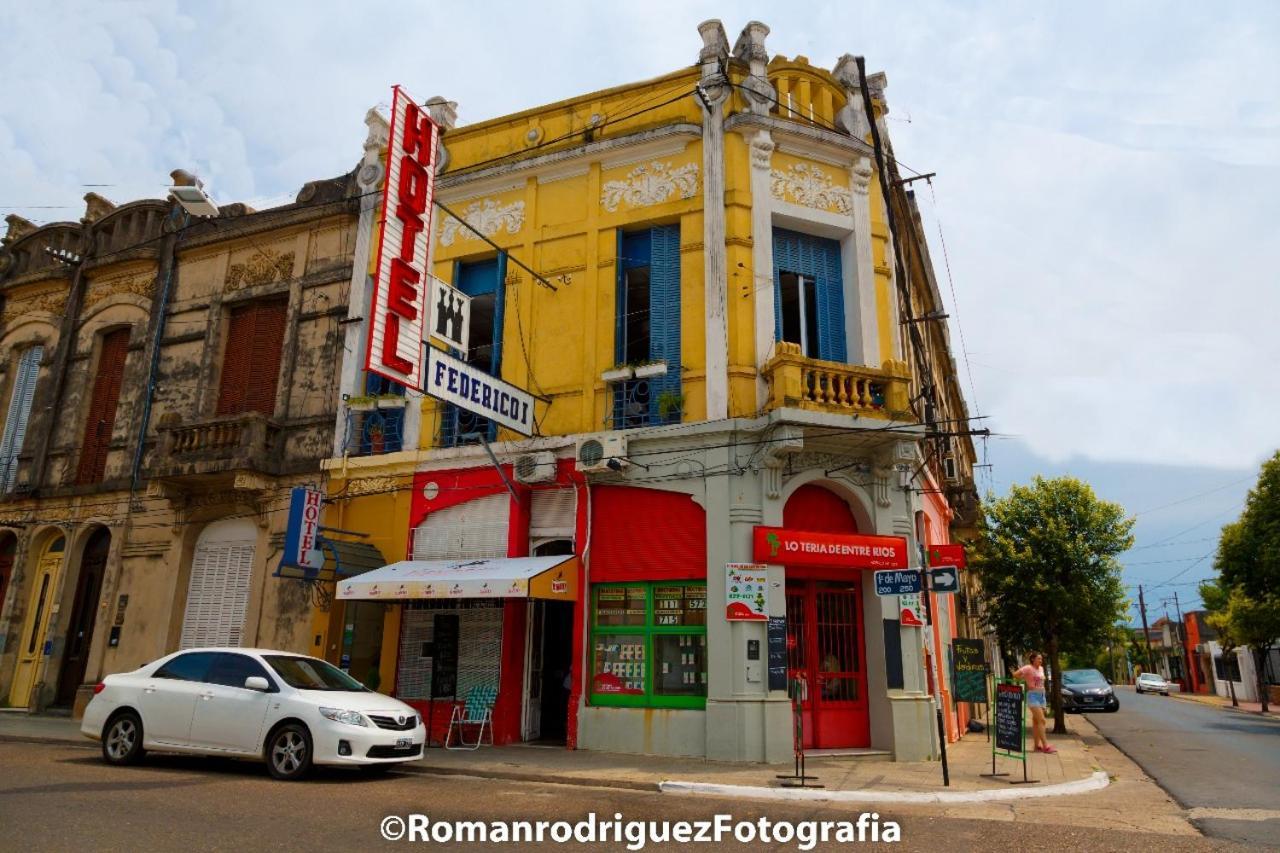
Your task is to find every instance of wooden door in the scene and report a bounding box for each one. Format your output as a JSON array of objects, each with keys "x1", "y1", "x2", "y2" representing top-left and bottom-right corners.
[
  {"x1": 55, "y1": 529, "x2": 109, "y2": 705},
  {"x1": 8, "y1": 541, "x2": 64, "y2": 708}
]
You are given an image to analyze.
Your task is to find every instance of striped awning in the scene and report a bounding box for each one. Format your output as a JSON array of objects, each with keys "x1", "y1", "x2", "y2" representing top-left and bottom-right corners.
[{"x1": 337, "y1": 555, "x2": 578, "y2": 602}]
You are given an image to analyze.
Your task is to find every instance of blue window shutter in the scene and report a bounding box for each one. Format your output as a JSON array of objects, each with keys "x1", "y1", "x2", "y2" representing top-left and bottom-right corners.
[
  {"x1": 614, "y1": 230, "x2": 626, "y2": 364},
  {"x1": 813, "y1": 237, "x2": 846, "y2": 362},
  {"x1": 770, "y1": 229, "x2": 846, "y2": 362},
  {"x1": 648, "y1": 225, "x2": 681, "y2": 422},
  {"x1": 0, "y1": 345, "x2": 43, "y2": 492}
]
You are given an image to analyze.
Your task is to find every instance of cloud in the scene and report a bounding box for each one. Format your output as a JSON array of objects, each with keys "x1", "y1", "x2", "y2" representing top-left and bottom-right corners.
[{"x1": 3, "y1": 1, "x2": 1277, "y2": 469}]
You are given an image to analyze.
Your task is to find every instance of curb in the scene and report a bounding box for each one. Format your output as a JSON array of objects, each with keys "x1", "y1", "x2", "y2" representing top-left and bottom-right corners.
[
  {"x1": 1167, "y1": 693, "x2": 1279, "y2": 720},
  {"x1": 396, "y1": 762, "x2": 658, "y2": 792},
  {"x1": 658, "y1": 770, "x2": 1111, "y2": 804},
  {"x1": 0, "y1": 734, "x2": 92, "y2": 748}
]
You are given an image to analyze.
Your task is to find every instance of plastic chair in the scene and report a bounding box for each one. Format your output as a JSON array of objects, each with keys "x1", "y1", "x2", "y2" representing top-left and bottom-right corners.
[{"x1": 444, "y1": 685, "x2": 497, "y2": 750}]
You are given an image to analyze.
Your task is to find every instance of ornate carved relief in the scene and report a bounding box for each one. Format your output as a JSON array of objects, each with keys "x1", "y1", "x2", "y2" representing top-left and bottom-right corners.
[
  {"x1": 344, "y1": 475, "x2": 401, "y2": 497},
  {"x1": 226, "y1": 248, "x2": 295, "y2": 292},
  {"x1": 749, "y1": 130, "x2": 775, "y2": 171},
  {"x1": 438, "y1": 199, "x2": 525, "y2": 247},
  {"x1": 600, "y1": 162, "x2": 699, "y2": 213},
  {"x1": 770, "y1": 163, "x2": 853, "y2": 214},
  {"x1": 82, "y1": 272, "x2": 156, "y2": 312},
  {"x1": 2, "y1": 286, "x2": 67, "y2": 321},
  {"x1": 852, "y1": 159, "x2": 873, "y2": 196}
]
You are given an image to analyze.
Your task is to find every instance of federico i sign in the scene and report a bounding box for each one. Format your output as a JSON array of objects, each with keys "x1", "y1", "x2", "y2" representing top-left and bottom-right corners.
[{"x1": 425, "y1": 348, "x2": 536, "y2": 437}]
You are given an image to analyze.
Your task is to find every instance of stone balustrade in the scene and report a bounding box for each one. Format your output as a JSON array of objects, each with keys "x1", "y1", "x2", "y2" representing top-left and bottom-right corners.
[{"x1": 764, "y1": 342, "x2": 912, "y2": 420}]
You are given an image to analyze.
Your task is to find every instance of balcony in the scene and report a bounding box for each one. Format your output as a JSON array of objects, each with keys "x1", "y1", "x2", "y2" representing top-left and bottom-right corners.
[
  {"x1": 154, "y1": 412, "x2": 283, "y2": 481},
  {"x1": 763, "y1": 342, "x2": 912, "y2": 421}
]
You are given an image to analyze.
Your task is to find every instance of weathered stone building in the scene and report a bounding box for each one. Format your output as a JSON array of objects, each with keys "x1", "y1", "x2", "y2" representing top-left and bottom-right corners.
[{"x1": 0, "y1": 159, "x2": 363, "y2": 714}]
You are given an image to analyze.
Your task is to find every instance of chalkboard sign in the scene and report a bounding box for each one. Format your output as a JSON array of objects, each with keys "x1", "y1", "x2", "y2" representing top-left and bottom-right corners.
[
  {"x1": 994, "y1": 681, "x2": 1025, "y2": 757},
  {"x1": 767, "y1": 616, "x2": 788, "y2": 692},
  {"x1": 951, "y1": 639, "x2": 988, "y2": 704},
  {"x1": 430, "y1": 614, "x2": 460, "y2": 699}
]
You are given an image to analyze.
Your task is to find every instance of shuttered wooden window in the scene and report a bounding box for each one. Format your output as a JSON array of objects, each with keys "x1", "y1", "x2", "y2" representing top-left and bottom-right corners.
[
  {"x1": 0, "y1": 345, "x2": 44, "y2": 493},
  {"x1": 76, "y1": 328, "x2": 131, "y2": 484},
  {"x1": 216, "y1": 298, "x2": 288, "y2": 416},
  {"x1": 773, "y1": 228, "x2": 847, "y2": 362},
  {"x1": 180, "y1": 519, "x2": 257, "y2": 649}
]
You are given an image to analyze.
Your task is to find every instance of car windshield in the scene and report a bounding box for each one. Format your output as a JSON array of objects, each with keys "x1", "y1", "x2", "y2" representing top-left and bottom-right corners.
[
  {"x1": 264, "y1": 655, "x2": 367, "y2": 692},
  {"x1": 1140, "y1": 673, "x2": 1163, "y2": 682},
  {"x1": 1062, "y1": 669, "x2": 1107, "y2": 685}
]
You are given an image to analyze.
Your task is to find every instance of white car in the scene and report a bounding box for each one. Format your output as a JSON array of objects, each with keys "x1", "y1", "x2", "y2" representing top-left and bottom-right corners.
[
  {"x1": 82, "y1": 648, "x2": 425, "y2": 780},
  {"x1": 1135, "y1": 672, "x2": 1171, "y2": 695}
]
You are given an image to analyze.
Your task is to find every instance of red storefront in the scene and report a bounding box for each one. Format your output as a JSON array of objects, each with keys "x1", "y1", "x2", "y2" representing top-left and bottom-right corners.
[{"x1": 755, "y1": 484, "x2": 908, "y2": 750}]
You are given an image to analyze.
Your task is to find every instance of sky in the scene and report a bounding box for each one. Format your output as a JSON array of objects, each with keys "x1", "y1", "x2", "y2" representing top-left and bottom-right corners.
[{"x1": 2, "y1": 1, "x2": 1276, "y2": 609}]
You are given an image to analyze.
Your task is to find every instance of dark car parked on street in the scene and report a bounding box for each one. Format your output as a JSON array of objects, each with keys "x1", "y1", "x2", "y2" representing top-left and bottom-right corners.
[{"x1": 1060, "y1": 668, "x2": 1120, "y2": 713}]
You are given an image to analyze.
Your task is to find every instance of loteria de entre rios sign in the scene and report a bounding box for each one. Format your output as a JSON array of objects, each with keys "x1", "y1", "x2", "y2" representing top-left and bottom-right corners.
[{"x1": 753, "y1": 526, "x2": 908, "y2": 570}]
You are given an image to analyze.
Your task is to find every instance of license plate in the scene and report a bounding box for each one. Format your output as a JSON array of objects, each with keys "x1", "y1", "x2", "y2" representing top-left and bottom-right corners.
[{"x1": 395, "y1": 738, "x2": 411, "y2": 749}]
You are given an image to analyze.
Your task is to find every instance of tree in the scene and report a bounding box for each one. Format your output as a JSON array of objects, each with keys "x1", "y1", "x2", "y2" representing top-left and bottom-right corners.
[
  {"x1": 1218, "y1": 451, "x2": 1280, "y2": 601},
  {"x1": 974, "y1": 476, "x2": 1134, "y2": 734},
  {"x1": 1201, "y1": 578, "x2": 1240, "y2": 707},
  {"x1": 1220, "y1": 589, "x2": 1280, "y2": 713}
]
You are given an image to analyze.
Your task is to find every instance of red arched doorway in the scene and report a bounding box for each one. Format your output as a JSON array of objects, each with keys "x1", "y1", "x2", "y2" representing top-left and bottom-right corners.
[
  {"x1": 0, "y1": 532, "x2": 15, "y2": 621},
  {"x1": 783, "y1": 484, "x2": 869, "y2": 749}
]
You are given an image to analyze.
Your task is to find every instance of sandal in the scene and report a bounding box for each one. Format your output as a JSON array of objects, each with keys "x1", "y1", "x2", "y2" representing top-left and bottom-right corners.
[{"x1": 1042, "y1": 745, "x2": 1058, "y2": 754}]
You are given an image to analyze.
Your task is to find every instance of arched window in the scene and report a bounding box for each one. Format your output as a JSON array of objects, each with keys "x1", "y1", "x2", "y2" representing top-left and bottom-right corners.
[{"x1": 0, "y1": 345, "x2": 44, "y2": 492}]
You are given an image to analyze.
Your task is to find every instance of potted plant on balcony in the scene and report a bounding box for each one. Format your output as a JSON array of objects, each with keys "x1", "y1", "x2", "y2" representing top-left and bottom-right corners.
[
  {"x1": 632, "y1": 359, "x2": 668, "y2": 380},
  {"x1": 375, "y1": 394, "x2": 407, "y2": 409},
  {"x1": 601, "y1": 363, "x2": 634, "y2": 383},
  {"x1": 657, "y1": 389, "x2": 685, "y2": 422},
  {"x1": 346, "y1": 395, "x2": 376, "y2": 412}
]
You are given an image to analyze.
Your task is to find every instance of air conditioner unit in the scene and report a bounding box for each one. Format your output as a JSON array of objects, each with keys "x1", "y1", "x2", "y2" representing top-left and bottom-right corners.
[
  {"x1": 943, "y1": 454, "x2": 960, "y2": 484},
  {"x1": 576, "y1": 433, "x2": 627, "y2": 473},
  {"x1": 513, "y1": 451, "x2": 557, "y2": 484}
]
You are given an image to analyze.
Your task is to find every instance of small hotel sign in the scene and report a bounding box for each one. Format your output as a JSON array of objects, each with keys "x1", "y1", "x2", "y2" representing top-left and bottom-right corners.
[{"x1": 753, "y1": 527, "x2": 908, "y2": 570}]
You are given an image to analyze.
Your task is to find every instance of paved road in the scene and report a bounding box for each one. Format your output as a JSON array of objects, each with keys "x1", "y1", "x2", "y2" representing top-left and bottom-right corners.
[
  {"x1": 0, "y1": 741, "x2": 1240, "y2": 852},
  {"x1": 1089, "y1": 687, "x2": 1280, "y2": 847}
]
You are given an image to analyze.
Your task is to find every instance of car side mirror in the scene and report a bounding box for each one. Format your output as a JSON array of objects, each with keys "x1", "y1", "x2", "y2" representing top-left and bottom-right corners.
[
  {"x1": 244, "y1": 676, "x2": 270, "y2": 692},
  {"x1": 1106, "y1": 678, "x2": 1113, "y2": 685}
]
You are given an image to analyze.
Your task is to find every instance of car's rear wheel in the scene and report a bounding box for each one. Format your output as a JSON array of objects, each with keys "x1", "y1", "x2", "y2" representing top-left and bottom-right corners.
[
  {"x1": 102, "y1": 711, "x2": 146, "y2": 766},
  {"x1": 266, "y1": 723, "x2": 313, "y2": 781}
]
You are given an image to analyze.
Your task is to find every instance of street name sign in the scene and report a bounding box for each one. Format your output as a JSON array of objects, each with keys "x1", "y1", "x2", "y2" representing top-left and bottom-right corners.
[
  {"x1": 874, "y1": 569, "x2": 921, "y2": 596},
  {"x1": 928, "y1": 566, "x2": 959, "y2": 593}
]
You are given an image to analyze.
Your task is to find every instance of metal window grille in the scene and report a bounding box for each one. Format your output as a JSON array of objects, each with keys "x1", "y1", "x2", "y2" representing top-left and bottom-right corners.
[
  {"x1": 412, "y1": 493, "x2": 509, "y2": 560},
  {"x1": 180, "y1": 522, "x2": 256, "y2": 649}
]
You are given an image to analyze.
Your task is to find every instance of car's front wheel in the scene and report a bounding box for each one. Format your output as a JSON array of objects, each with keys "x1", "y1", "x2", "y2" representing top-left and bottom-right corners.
[
  {"x1": 266, "y1": 723, "x2": 313, "y2": 781},
  {"x1": 102, "y1": 711, "x2": 146, "y2": 766}
]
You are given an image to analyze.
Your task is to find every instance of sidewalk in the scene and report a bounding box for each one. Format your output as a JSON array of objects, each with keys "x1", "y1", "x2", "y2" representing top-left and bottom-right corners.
[
  {"x1": 0, "y1": 710, "x2": 1197, "y2": 834},
  {"x1": 1168, "y1": 690, "x2": 1278, "y2": 717},
  {"x1": 0, "y1": 708, "x2": 1099, "y2": 795}
]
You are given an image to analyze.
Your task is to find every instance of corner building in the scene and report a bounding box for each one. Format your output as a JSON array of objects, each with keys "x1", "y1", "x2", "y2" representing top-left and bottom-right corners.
[{"x1": 326, "y1": 20, "x2": 980, "y2": 762}]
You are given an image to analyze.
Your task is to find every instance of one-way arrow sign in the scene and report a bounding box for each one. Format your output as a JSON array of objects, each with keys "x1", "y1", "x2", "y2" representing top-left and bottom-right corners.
[{"x1": 929, "y1": 566, "x2": 959, "y2": 593}]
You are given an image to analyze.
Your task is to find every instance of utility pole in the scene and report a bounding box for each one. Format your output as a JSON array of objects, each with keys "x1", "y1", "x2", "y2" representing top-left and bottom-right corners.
[
  {"x1": 1138, "y1": 585, "x2": 1155, "y2": 675},
  {"x1": 1173, "y1": 591, "x2": 1190, "y2": 691}
]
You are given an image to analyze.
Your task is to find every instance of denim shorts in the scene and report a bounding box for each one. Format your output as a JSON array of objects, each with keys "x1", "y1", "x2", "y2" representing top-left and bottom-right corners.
[{"x1": 1027, "y1": 689, "x2": 1047, "y2": 708}]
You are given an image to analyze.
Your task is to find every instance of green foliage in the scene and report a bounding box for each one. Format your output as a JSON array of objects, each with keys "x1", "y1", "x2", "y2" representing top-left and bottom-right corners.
[
  {"x1": 974, "y1": 476, "x2": 1134, "y2": 730},
  {"x1": 1216, "y1": 451, "x2": 1280, "y2": 600}
]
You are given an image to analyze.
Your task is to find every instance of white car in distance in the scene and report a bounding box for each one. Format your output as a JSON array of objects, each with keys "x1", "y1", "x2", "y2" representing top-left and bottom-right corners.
[
  {"x1": 82, "y1": 648, "x2": 425, "y2": 780},
  {"x1": 1135, "y1": 672, "x2": 1172, "y2": 696}
]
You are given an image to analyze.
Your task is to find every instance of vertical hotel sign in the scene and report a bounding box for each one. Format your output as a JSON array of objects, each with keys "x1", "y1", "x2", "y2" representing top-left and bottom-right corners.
[{"x1": 365, "y1": 86, "x2": 439, "y2": 390}]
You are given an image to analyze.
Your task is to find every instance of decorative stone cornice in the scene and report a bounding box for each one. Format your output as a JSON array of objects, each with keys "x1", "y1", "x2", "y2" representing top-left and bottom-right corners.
[
  {"x1": 438, "y1": 198, "x2": 525, "y2": 246},
  {"x1": 82, "y1": 271, "x2": 156, "y2": 312},
  {"x1": 600, "y1": 161, "x2": 699, "y2": 212},
  {"x1": 770, "y1": 163, "x2": 853, "y2": 214},
  {"x1": 749, "y1": 129, "x2": 775, "y2": 171}
]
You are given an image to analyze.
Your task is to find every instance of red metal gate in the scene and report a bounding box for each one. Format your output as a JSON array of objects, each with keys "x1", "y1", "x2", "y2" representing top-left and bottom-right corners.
[{"x1": 786, "y1": 580, "x2": 869, "y2": 749}]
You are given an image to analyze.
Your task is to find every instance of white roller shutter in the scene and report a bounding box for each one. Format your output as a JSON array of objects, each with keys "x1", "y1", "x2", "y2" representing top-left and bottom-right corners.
[
  {"x1": 530, "y1": 487, "x2": 576, "y2": 540},
  {"x1": 0, "y1": 346, "x2": 43, "y2": 493},
  {"x1": 412, "y1": 493, "x2": 509, "y2": 560},
  {"x1": 180, "y1": 519, "x2": 257, "y2": 649}
]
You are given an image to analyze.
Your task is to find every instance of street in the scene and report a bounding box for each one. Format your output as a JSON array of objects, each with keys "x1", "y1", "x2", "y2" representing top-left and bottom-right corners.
[
  {"x1": 1089, "y1": 687, "x2": 1280, "y2": 846},
  {"x1": 0, "y1": 740, "x2": 1243, "y2": 852}
]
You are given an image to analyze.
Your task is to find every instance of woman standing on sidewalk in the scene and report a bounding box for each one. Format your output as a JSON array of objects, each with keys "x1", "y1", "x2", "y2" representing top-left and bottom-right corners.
[{"x1": 1015, "y1": 652, "x2": 1056, "y2": 754}]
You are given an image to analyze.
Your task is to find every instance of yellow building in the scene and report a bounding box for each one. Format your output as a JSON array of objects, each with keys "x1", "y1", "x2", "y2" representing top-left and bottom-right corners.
[{"x1": 322, "y1": 19, "x2": 979, "y2": 762}]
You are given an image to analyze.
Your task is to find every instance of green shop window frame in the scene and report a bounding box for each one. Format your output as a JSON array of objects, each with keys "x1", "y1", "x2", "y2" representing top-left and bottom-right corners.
[{"x1": 590, "y1": 581, "x2": 707, "y2": 709}]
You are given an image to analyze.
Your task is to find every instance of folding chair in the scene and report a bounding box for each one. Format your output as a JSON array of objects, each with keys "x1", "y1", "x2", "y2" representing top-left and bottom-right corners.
[{"x1": 444, "y1": 685, "x2": 497, "y2": 750}]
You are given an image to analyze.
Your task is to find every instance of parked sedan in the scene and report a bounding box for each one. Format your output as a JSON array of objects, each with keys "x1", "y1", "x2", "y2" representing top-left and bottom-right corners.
[
  {"x1": 1060, "y1": 668, "x2": 1120, "y2": 712},
  {"x1": 1135, "y1": 672, "x2": 1172, "y2": 695},
  {"x1": 82, "y1": 648, "x2": 425, "y2": 780}
]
